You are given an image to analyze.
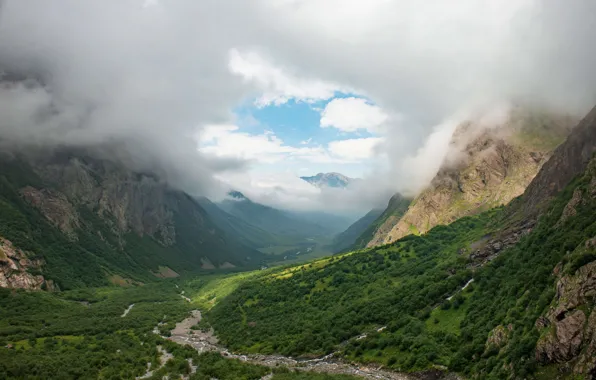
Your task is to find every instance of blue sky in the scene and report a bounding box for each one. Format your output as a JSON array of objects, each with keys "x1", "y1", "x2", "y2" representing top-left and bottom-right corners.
[
  {"x1": 234, "y1": 94, "x2": 376, "y2": 149},
  {"x1": 194, "y1": 47, "x2": 394, "y2": 182}
]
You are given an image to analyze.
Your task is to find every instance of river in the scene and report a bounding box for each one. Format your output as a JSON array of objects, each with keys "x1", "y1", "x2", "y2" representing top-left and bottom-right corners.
[{"x1": 166, "y1": 310, "x2": 460, "y2": 380}]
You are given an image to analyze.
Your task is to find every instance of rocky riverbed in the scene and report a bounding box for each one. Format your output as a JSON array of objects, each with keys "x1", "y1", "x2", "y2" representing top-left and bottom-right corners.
[{"x1": 167, "y1": 310, "x2": 459, "y2": 380}]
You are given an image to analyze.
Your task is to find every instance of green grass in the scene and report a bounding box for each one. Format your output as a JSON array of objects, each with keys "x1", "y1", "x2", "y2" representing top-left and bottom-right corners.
[
  {"x1": 425, "y1": 291, "x2": 472, "y2": 335},
  {"x1": 186, "y1": 271, "x2": 267, "y2": 310}
]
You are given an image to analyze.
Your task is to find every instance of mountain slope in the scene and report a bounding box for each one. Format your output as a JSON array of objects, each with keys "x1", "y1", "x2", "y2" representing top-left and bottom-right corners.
[
  {"x1": 207, "y1": 103, "x2": 596, "y2": 379},
  {"x1": 351, "y1": 193, "x2": 411, "y2": 249},
  {"x1": 331, "y1": 208, "x2": 384, "y2": 253},
  {"x1": 287, "y1": 210, "x2": 354, "y2": 235},
  {"x1": 300, "y1": 172, "x2": 356, "y2": 188},
  {"x1": 366, "y1": 107, "x2": 575, "y2": 247},
  {"x1": 195, "y1": 196, "x2": 285, "y2": 249},
  {"x1": 0, "y1": 150, "x2": 262, "y2": 290},
  {"x1": 520, "y1": 104, "x2": 596, "y2": 215},
  {"x1": 218, "y1": 191, "x2": 333, "y2": 238}
]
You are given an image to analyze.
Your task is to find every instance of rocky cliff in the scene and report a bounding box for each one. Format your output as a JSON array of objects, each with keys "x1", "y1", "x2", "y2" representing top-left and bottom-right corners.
[
  {"x1": 520, "y1": 104, "x2": 596, "y2": 216},
  {"x1": 0, "y1": 236, "x2": 56, "y2": 290},
  {"x1": 0, "y1": 149, "x2": 262, "y2": 290},
  {"x1": 366, "y1": 107, "x2": 575, "y2": 247},
  {"x1": 535, "y1": 249, "x2": 596, "y2": 377}
]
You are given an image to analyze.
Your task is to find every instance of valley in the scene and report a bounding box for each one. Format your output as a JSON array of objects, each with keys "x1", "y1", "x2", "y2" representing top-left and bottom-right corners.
[
  {"x1": 2, "y1": 3, "x2": 596, "y2": 378},
  {"x1": 3, "y1": 106, "x2": 596, "y2": 379}
]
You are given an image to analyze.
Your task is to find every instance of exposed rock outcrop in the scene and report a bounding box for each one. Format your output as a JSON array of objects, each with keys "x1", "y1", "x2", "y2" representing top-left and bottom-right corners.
[
  {"x1": 367, "y1": 107, "x2": 574, "y2": 247},
  {"x1": 535, "y1": 260, "x2": 596, "y2": 376},
  {"x1": 485, "y1": 324, "x2": 512, "y2": 351},
  {"x1": 29, "y1": 155, "x2": 177, "y2": 246},
  {"x1": 20, "y1": 186, "x2": 80, "y2": 239},
  {"x1": 0, "y1": 237, "x2": 55, "y2": 290},
  {"x1": 468, "y1": 219, "x2": 535, "y2": 268},
  {"x1": 522, "y1": 104, "x2": 596, "y2": 216}
]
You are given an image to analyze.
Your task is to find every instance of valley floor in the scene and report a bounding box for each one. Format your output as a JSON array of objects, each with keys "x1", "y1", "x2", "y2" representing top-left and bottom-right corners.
[{"x1": 0, "y1": 272, "x2": 410, "y2": 380}]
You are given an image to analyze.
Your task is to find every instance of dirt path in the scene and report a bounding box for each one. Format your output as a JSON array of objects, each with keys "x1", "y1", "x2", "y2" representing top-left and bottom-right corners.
[{"x1": 167, "y1": 310, "x2": 421, "y2": 380}]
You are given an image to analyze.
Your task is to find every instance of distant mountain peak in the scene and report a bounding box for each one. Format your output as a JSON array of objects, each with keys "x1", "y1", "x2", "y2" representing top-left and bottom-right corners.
[
  {"x1": 300, "y1": 172, "x2": 356, "y2": 188},
  {"x1": 227, "y1": 190, "x2": 248, "y2": 200}
]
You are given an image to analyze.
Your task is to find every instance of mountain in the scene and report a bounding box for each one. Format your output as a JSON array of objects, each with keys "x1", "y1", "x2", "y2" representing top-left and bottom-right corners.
[
  {"x1": 209, "y1": 104, "x2": 596, "y2": 378},
  {"x1": 0, "y1": 150, "x2": 262, "y2": 290},
  {"x1": 331, "y1": 208, "x2": 384, "y2": 252},
  {"x1": 218, "y1": 191, "x2": 334, "y2": 238},
  {"x1": 300, "y1": 172, "x2": 356, "y2": 188},
  {"x1": 520, "y1": 104, "x2": 596, "y2": 215},
  {"x1": 351, "y1": 193, "x2": 411, "y2": 249},
  {"x1": 364, "y1": 107, "x2": 575, "y2": 247},
  {"x1": 195, "y1": 196, "x2": 285, "y2": 249}
]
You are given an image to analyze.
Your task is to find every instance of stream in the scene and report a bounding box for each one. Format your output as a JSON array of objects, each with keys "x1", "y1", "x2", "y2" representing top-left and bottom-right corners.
[{"x1": 165, "y1": 310, "x2": 455, "y2": 380}]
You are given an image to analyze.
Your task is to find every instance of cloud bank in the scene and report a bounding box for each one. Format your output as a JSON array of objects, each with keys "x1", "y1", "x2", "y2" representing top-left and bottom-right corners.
[{"x1": 1, "y1": 0, "x2": 595, "y2": 215}]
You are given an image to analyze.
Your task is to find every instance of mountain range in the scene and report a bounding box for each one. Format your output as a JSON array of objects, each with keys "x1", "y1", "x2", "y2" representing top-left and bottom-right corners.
[{"x1": 2, "y1": 104, "x2": 596, "y2": 379}]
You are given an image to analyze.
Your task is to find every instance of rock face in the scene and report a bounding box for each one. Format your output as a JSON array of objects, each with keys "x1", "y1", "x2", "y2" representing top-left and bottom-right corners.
[
  {"x1": 468, "y1": 219, "x2": 535, "y2": 268},
  {"x1": 366, "y1": 108, "x2": 574, "y2": 247},
  {"x1": 0, "y1": 237, "x2": 55, "y2": 290},
  {"x1": 522, "y1": 104, "x2": 596, "y2": 216},
  {"x1": 535, "y1": 260, "x2": 596, "y2": 376},
  {"x1": 29, "y1": 154, "x2": 178, "y2": 246}
]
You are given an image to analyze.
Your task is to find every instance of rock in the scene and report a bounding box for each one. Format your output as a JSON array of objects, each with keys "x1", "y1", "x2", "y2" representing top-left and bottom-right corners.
[
  {"x1": 366, "y1": 107, "x2": 574, "y2": 247},
  {"x1": 0, "y1": 237, "x2": 54, "y2": 290},
  {"x1": 535, "y1": 258, "x2": 596, "y2": 376},
  {"x1": 468, "y1": 219, "x2": 535, "y2": 268},
  {"x1": 521, "y1": 104, "x2": 596, "y2": 217},
  {"x1": 486, "y1": 325, "x2": 510, "y2": 350},
  {"x1": 535, "y1": 316, "x2": 550, "y2": 330},
  {"x1": 536, "y1": 310, "x2": 585, "y2": 363},
  {"x1": 557, "y1": 188, "x2": 583, "y2": 225}
]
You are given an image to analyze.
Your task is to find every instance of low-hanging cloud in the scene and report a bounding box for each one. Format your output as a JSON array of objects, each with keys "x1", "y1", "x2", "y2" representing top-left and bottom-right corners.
[
  {"x1": 0, "y1": 0, "x2": 258, "y2": 197},
  {"x1": 0, "y1": 0, "x2": 595, "y2": 214}
]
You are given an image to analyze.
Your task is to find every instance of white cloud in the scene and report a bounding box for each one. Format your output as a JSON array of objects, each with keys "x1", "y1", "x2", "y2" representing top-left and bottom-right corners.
[
  {"x1": 198, "y1": 124, "x2": 368, "y2": 165},
  {"x1": 328, "y1": 137, "x2": 384, "y2": 160},
  {"x1": 320, "y1": 97, "x2": 388, "y2": 133},
  {"x1": 228, "y1": 49, "x2": 347, "y2": 107},
  {"x1": 396, "y1": 119, "x2": 459, "y2": 195}
]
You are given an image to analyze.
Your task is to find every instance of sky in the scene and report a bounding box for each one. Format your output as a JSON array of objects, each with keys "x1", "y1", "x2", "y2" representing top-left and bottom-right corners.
[{"x1": 0, "y1": 0, "x2": 596, "y2": 216}]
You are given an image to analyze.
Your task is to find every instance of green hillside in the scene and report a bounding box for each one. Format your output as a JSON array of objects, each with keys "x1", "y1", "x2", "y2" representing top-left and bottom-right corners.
[
  {"x1": 196, "y1": 196, "x2": 288, "y2": 249},
  {"x1": 350, "y1": 193, "x2": 411, "y2": 250},
  {"x1": 219, "y1": 192, "x2": 335, "y2": 239},
  {"x1": 207, "y1": 153, "x2": 596, "y2": 378}
]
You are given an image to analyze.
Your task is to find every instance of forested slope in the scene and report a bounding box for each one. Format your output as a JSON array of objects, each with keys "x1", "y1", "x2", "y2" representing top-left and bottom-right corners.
[
  {"x1": 208, "y1": 107, "x2": 596, "y2": 379},
  {"x1": 0, "y1": 151, "x2": 263, "y2": 290}
]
